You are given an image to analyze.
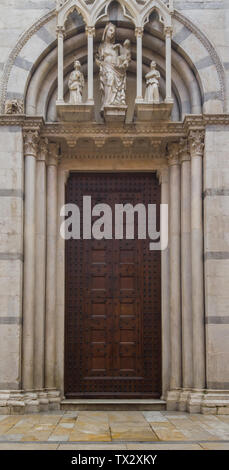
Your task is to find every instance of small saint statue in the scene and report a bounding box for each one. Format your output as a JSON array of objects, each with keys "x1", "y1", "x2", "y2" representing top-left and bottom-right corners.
[
  {"x1": 68, "y1": 59, "x2": 85, "y2": 105},
  {"x1": 144, "y1": 61, "x2": 160, "y2": 103}
]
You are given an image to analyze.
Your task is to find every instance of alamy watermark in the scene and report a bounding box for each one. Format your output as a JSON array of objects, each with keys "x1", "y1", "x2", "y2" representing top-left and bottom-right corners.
[{"x1": 60, "y1": 196, "x2": 168, "y2": 251}]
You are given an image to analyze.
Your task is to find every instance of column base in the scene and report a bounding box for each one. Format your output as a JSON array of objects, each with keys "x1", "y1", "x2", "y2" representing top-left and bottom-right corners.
[
  {"x1": 187, "y1": 389, "x2": 205, "y2": 414},
  {"x1": 166, "y1": 390, "x2": 181, "y2": 411},
  {"x1": 178, "y1": 389, "x2": 191, "y2": 412},
  {"x1": 201, "y1": 390, "x2": 229, "y2": 415},
  {"x1": 0, "y1": 389, "x2": 61, "y2": 414}
]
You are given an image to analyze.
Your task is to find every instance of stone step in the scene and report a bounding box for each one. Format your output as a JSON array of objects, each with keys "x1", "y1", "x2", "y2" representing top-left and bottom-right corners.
[{"x1": 61, "y1": 399, "x2": 166, "y2": 411}]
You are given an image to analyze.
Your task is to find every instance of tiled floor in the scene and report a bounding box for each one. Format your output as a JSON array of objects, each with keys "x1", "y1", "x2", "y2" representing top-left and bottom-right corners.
[{"x1": 0, "y1": 411, "x2": 229, "y2": 450}]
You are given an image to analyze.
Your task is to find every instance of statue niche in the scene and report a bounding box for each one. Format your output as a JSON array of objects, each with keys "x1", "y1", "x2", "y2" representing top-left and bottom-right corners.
[{"x1": 96, "y1": 23, "x2": 131, "y2": 118}]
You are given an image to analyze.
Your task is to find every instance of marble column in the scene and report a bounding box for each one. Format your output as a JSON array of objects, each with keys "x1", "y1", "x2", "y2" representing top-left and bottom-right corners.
[
  {"x1": 135, "y1": 27, "x2": 144, "y2": 102},
  {"x1": 179, "y1": 138, "x2": 193, "y2": 410},
  {"x1": 34, "y1": 139, "x2": 48, "y2": 402},
  {"x1": 22, "y1": 130, "x2": 39, "y2": 392},
  {"x1": 167, "y1": 143, "x2": 182, "y2": 409},
  {"x1": 165, "y1": 26, "x2": 173, "y2": 103},
  {"x1": 45, "y1": 144, "x2": 58, "y2": 394},
  {"x1": 189, "y1": 130, "x2": 205, "y2": 402},
  {"x1": 56, "y1": 168, "x2": 69, "y2": 394},
  {"x1": 157, "y1": 168, "x2": 170, "y2": 399},
  {"x1": 57, "y1": 25, "x2": 65, "y2": 103},
  {"x1": 86, "y1": 26, "x2": 95, "y2": 103}
]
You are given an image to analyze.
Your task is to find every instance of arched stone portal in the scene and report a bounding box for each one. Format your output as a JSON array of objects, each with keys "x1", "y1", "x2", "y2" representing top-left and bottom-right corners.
[{"x1": 0, "y1": 0, "x2": 229, "y2": 415}]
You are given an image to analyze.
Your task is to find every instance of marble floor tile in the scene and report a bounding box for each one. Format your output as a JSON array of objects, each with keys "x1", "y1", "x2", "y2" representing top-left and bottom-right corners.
[
  {"x1": 111, "y1": 426, "x2": 158, "y2": 442},
  {"x1": 166, "y1": 418, "x2": 221, "y2": 441},
  {"x1": 143, "y1": 412, "x2": 169, "y2": 423},
  {"x1": 150, "y1": 423, "x2": 187, "y2": 441}
]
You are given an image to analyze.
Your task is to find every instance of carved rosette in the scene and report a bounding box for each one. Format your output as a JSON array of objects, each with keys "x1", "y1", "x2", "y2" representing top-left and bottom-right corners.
[
  {"x1": 179, "y1": 138, "x2": 190, "y2": 163},
  {"x1": 188, "y1": 130, "x2": 205, "y2": 158},
  {"x1": 23, "y1": 130, "x2": 39, "y2": 157},
  {"x1": 167, "y1": 142, "x2": 180, "y2": 166}
]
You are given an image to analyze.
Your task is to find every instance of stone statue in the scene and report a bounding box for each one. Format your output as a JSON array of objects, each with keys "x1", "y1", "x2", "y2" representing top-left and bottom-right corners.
[
  {"x1": 144, "y1": 61, "x2": 160, "y2": 103},
  {"x1": 96, "y1": 23, "x2": 131, "y2": 111},
  {"x1": 68, "y1": 60, "x2": 85, "y2": 105}
]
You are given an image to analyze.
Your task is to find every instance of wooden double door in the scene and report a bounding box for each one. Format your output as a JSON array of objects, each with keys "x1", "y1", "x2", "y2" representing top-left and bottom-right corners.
[{"x1": 65, "y1": 173, "x2": 161, "y2": 398}]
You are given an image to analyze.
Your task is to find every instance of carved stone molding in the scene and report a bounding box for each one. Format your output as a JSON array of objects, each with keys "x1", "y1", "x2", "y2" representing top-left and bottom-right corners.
[
  {"x1": 167, "y1": 142, "x2": 180, "y2": 166},
  {"x1": 23, "y1": 130, "x2": 39, "y2": 157},
  {"x1": 94, "y1": 137, "x2": 106, "y2": 148},
  {"x1": 188, "y1": 130, "x2": 205, "y2": 158},
  {"x1": 122, "y1": 137, "x2": 134, "y2": 148}
]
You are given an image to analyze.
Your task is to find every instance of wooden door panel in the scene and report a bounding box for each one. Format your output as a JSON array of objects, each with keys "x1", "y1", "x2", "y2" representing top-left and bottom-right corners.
[{"x1": 65, "y1": 173, "x2": 161, "y2": 398}]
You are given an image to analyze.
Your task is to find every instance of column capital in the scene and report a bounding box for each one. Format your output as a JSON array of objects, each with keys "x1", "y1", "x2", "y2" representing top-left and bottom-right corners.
[
  {"x1": 85, "y1": 25, "x2": 95, "y2": 37},
  {"x1": 23, "y1": 130, "x2": 39, "y2": 157},
  {"x1": 164, "y1": 25, "x2": 173, "y2": 38},
  {"x1": 167, "y1": 142, "x2": 180, "y2": 166},
  {"x1": 189, "y1": 130, "x2": 205, "y2": 158},
  {"x1": 48, "y1": 142, "x2": 59, "y2": 166},
  {"x1": 179, "y1": 138, "x2": 191, "y2": 163},
  {"x1": 157, "y1": 167, "x2": 169, "y2": 185},
  {"x1": 56, "y1": 25, "x2": 65, "y2": 37},
  {"x1": 38, "y1": 138, "x2": 49, "y2": 163},
  {"x1": 135, "y1": 26, "x2": 144, "y2": 38}
]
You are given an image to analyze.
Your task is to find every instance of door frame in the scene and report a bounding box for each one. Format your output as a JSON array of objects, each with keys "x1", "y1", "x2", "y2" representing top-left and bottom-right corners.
[{"x1": 55, "y1": 160, "x2": 169, "y2": 401}]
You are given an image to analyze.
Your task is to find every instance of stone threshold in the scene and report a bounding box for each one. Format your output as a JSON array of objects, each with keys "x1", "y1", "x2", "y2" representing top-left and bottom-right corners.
[{"x1": 61, "y1": 399, "x2": 166, "y2": 411}]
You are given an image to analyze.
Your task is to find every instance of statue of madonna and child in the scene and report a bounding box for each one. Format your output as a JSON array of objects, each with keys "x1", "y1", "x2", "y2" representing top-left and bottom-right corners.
[{"x1": 96, "y1": 23, "x2": 131, "y2": 112}]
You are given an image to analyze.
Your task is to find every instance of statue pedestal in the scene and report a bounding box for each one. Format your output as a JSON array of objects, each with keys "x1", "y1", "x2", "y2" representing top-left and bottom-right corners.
[
  {"x1": 103, "y1": 105, "x2": 128, "y2": 123},
  {"x1": 56, "y1": 102, "x2": 94, "y2": 122},
  {"x1": 135, "y1": 101, "x2": 173, "y2": 122}
]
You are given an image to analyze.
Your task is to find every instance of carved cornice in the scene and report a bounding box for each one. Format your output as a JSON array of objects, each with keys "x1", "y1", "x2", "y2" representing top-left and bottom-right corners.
[
  {"x1": 188, "y1": 130, "x2": 205, "y2": 158},
  {"x1": 23, "y1": 130, "x2": 39, "y2": 157}
]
